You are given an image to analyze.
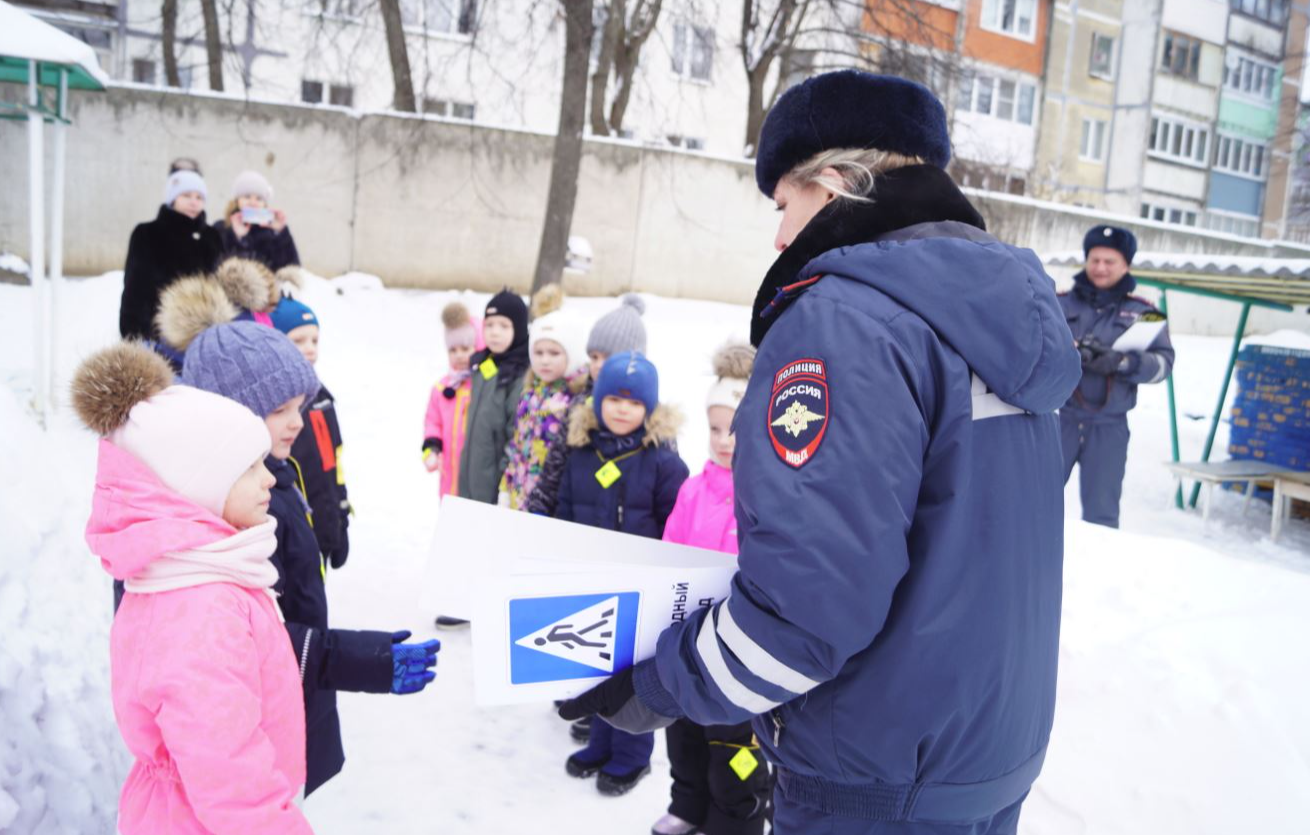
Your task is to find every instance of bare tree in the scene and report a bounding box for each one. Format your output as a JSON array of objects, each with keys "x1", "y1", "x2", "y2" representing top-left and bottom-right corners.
[
  {"x1": 740, "y1": 0, "x2": 813, "y2": 156},
  {"x1": 162, "y1": 0, "x2": 182, "y2": 87},
  {"x1": 532, "y1": 0, "x2": 594, "y2": 293},
  {"x1": 200, "y1": 0, "x2": 225, "y2": 90},
  {"x1": 589, "y1": 0, "x2": 662, "y2": 136},
  {"x1": 380, "y1": 0, "x2": 418, "y2": 111}
]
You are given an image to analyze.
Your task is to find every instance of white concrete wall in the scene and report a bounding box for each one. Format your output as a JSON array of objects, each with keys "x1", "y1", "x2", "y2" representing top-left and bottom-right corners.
[
  {"x1": 952, "y1": 110, "x2": 1038, "y2": 169},
  {"x1": 1143, "y1": 158, "x2": 1208, "y2": 200},
  {"x1": 1155, "y1": 74, "x2": 1221, "y2": 120},
  {"x1": 1161, "y1": 0, "x2": 1229, "y2": 45},
  {"x1": 5, "y1": 85, "x2": 1309, "y2": 336},
  {"x1": 1228, "y1": 13, "x2": 1287, "y2": 58}
]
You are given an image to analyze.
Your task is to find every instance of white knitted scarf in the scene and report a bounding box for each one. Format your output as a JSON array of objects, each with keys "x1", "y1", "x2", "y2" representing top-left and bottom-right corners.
[{"x1": 124, "y1": 519, "x2": 282, "y2": 618}]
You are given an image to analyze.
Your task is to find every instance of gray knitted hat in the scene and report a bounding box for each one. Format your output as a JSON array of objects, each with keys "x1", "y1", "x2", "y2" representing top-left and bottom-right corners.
[
  {"x1": 586, "y1": 294, "x2": 647, "y2": 357},
  {"x1": 179, "y1": 321, "x2": 319, "y2": 418}
]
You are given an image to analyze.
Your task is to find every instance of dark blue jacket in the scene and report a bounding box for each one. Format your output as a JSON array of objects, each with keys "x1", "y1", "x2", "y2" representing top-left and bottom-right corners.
[
  {"x1": 267, "y1": 457, "x2": 391, "y2": 795},
  {"x1": 215, "y1": 220, "x2": 301, "y2": 272},
  {"x1": 634, "y1": 167, "x2": 1082, "y2": 824},
  {"x1": 1059, "y1": 271, "x2": 1175, "y2": 420},
  {"x1": 290, "y1": 385, "x2": 351, "y2": 569},
  {"x1": 555, "y1": 402, "x2": 689, "y2": 539}
]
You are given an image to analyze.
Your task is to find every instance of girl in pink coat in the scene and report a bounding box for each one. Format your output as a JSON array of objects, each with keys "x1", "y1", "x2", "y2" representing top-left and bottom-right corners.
[
  {"x1": 73, "y1": 342, "x2": 313, "y2": 835},
  {"x1": 654, "y1": 342, "x2": 771, "y2": 835},
  {"x1": 423, "y1": 301, "x2": 484, "y2": 497}
]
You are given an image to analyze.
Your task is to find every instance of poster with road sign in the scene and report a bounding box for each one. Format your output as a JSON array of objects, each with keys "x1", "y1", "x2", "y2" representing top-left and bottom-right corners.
[{"x1": 423, "y1": 498, "x2": 737, "y2": 705}]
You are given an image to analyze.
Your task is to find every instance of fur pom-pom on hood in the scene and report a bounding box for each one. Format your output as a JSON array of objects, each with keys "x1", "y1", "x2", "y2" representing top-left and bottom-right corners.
[
  {"x1": 71, "y1": 342, "x2": 175, "y2": 436},
  {"x1": 275, "y1": 265, "x2": 306, "y2": 299},
  {"x1": 215, "y1": 257, "x2": 277, "y2": 313},
  {"x1": 442, "y1": 301, "x2": 472, "y2": 330},
  {"x1": 155, "y1": 276, "x2": 238, "y2": 351},
  {"x1": 566, "y1": 399, "x2": 683, "y2": 449},
  {"x1": 712, "y1": 341, "x2": 755, "y2": 380},
  {"x1": 531, "y1": 283, "x2": 565, "y2": 320}
]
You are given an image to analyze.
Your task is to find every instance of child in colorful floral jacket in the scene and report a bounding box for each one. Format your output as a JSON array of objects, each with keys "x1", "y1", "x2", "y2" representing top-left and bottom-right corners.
[{"x1": 499, "y1": 308, "x2": 589, "y2": 509}]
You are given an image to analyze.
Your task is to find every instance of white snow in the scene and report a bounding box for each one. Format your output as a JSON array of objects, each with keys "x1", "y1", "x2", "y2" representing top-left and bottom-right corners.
[
  {"x1": 0, "y1": 1, "x2": 111, "y2": 87},
  {"x1": 1244, "y1": 329, "x2": 1310, "y2": 351},
  {"x1": 2, "y1": 272, "x2": 1309, "y2": 834},
  {"x1": 0, "y1": 253, "x2": 30, "y2": 277}
]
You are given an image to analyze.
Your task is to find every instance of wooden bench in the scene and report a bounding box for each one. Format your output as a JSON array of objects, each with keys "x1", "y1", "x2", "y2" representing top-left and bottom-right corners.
[
  {"x1": 1164, "y1": 460, "x2": 1303, "y2": 526},
  {"x1": 1272, "y1": 473, "x2": 1310, "y2": 542}
]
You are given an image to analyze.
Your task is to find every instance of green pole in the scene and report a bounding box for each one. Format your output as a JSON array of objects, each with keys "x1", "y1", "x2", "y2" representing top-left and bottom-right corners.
[
  {"x1": 1188, "y1": 301, "x2": 1251, "y2": 508},
  {"x1": 1160, "y1": 290, "x2": 1183, "y2": 509}
]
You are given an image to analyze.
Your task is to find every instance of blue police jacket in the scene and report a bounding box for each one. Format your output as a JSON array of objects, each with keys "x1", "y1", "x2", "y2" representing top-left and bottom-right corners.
[
  {"x1": 1059, "y1": 271, "x2": 1175, "y2": 420},
  {"x1": 633, "y1": 169, "x2": 1082, "y2": 824}
]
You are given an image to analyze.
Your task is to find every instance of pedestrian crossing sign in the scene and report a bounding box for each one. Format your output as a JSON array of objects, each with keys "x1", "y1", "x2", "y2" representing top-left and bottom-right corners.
[{"x1": 508, "y1": 592, "x2": 641, "y2": 684}]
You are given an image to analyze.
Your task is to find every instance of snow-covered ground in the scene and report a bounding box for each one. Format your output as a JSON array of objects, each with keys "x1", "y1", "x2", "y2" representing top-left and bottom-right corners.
[{"x1": 1, "y1": 272, "x2": 1308, "y2": 834}]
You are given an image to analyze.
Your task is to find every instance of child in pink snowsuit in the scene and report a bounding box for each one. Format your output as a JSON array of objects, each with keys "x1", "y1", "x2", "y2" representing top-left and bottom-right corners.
[
  {"x1": 74, "y1": 342, "x2": 313, "y2": 835},
  {"x1": 654, "y1": 342, "x2": 771, "y2": 835},
  {"x1": 423, "y1": 301, "x2": 484, "y2": 497}
]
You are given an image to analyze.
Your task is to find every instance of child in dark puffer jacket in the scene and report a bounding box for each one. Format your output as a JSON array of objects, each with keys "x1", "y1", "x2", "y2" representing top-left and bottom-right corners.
[
  {"x1": 557, "y1": 351, "x2": 689, "y2": 797},
  {"x1": 272, "y1": 295, "x2": 353, "y2": 570}
]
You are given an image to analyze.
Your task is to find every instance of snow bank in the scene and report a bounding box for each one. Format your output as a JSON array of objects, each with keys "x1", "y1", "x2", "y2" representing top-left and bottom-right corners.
[
  {"x1": 1028, "y1": 521, "x2": 1310, "y2": 834},
  {"x1": 1244, "y1": 329, "x2": 1310, "y2": 351},
  {"x1": 0, "y1": 389, "x2": 127, "y2": 833},
  {"x1": 1, "y1": 272, "x2": 1308, "y2": 833},
  {"x1": 0, "y1": 253, "x2": 30, "y2": 277}
]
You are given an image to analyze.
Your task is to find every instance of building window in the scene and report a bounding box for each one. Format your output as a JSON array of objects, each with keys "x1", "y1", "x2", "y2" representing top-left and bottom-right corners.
[
  {"x1": 1225, "y1": 55, "x2": 1278, "y2": 102},
  {"x1": 672, "y1": 22, "x2": 713, "y2": 81},
  {"x1": 1205, "y1": 208, "x2": 1260, "y2": 237},
  {"x1": 1148, "y1": 114, "x2": 1210, "y2": 166},
  {"x1": 980, "y1": 0, "x2": 1036, "y2": 40},
  {"x1": 306, "y1": 0, "x2": 361, "y2": 20},
  {"x1": 132, "y1": 58, "x2": 156, "y2": 85},
  {"x1": 1141, "y1": 202, "x2": 1199, "y2": 226},
  {"x1": 1214, "y1": 135, "x2": 1267, "y2": 178},
  {"x1": 1080, "y1": 118, "x2": 1107, "y2": 162},
  {"x1": 423, "y1": 98, "x2": 475, "y2": 119},
  {"x1": 1229, "y1": 0, "x2": 1288, "y2": 26},
  {"x1": 301, "y1": 79, "x2": 324, "y2": 103},
  {"x1": 401, "y1": 0, "x2": 476, "y2": 36},
  {"x1": 1160, "y1": 32, "x2": 1201, "y2": 81},
  {"x1": 326, "y1": 84, "x2": 351, "y2": 106},
  {"x1": 1089, "y1": 32, "x2": 1115, "y2": 80},
  {"x1": 957, "y1": 73, "x2": 1036, "y2": 125}
]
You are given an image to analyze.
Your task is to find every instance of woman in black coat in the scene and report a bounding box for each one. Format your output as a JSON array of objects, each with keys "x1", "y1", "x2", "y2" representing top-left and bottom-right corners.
[
  {"x1": 118, "y1": 169, "x2": 223, "y2": 342},
  {"x1": 213, "y1": 170, "x2": 301, "y2": 271}
]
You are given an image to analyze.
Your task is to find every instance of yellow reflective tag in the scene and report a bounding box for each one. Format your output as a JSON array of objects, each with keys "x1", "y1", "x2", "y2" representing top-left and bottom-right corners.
[
  {"x1": 728, "y1": 747, "x2": 759, "y2": 781},
  {"x1": 335, "y1": 446, "x2": 345, "y2": 485},
  {"x1": 479, "y1": 357, "x2": 498, "y2": 380},
  {"x1": 595, "y1": 460, "x2": 622, "y2": 488}
]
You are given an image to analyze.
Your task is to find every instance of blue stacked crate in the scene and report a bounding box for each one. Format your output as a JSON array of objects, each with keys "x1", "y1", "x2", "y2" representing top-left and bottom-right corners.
[{"x1": 1229, "y1": 345, "x2": 1310, "y2": 494}]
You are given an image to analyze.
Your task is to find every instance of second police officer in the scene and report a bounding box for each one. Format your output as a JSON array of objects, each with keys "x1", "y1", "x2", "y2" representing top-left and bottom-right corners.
[{"x1": 1060, "y1": 226, "x2": 1175, "y2": 528}]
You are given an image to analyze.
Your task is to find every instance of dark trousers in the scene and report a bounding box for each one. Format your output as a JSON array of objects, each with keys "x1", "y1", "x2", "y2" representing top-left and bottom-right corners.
[
  {"x1": 772, "y1": 790, "x2": 1026, "y2": 835},
  {"x1": 1060, "y1": 411, "x2": 1130, "y2": 528},
  {"x1": 665, "y1": 719, "x2": 769, "y2": 835},
  {"x1": 577, "y1": 716, "x2": 654, "y2": 776}
]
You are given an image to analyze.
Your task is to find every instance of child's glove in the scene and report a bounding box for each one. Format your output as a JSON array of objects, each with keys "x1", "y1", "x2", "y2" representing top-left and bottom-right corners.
[
  {"x1": 391, "y1": 631, "x2": 440, "y2": 695},
  {"x1": 423, "y1": 450, "x2": 441, "y2": 473}
]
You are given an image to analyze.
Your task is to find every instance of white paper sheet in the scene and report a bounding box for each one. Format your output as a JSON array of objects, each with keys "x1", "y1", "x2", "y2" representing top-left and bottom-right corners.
[{"x1": 1112, "y1": 320, "x2": 1166, "y2": 353}]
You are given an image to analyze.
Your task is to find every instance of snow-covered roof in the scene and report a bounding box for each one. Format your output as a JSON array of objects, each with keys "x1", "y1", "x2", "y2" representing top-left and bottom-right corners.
[
  {"x1": 1044, "y1": 251, "x2": 1310, "y2": 308},
  {"x1": 0, "y1": 1, "x2": 110, "y2": 91}
]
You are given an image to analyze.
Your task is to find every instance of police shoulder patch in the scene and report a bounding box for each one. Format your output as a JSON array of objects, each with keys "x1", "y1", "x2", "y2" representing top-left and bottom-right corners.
[{"x1": 768, "y1": 358, "x2": 829, "y2": 469}]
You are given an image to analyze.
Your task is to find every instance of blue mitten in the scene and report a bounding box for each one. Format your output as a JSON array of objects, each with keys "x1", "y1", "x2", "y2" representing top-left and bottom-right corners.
[{"x1": 391, "y1": 630, "x2": 440, "y2": 695}]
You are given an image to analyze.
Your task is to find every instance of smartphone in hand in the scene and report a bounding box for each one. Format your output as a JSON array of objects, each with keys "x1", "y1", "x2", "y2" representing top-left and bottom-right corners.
[{"x1": 240, "y1": 207, "x2": 275, "y2": 226}]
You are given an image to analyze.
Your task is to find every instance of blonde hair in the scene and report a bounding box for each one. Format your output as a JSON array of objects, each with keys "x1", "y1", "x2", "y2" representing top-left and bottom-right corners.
[{"x1": 783, "y1": 148, "x2": 926, "y2": 203}]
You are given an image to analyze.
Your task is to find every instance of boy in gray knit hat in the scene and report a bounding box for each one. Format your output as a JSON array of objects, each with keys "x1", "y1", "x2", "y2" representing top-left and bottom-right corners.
[
  {"x1": 179, "y1": 319, "x2": 440, "y2": 794},
  {"x1": 585, "y1": 294, "x2": 647, "y2": 383}
]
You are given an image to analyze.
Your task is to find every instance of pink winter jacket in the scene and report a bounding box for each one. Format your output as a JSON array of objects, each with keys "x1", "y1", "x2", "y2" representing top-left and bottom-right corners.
[
  {"x1": 424, "y1": 371, "x2": 473, "y2": 498},
  {"x1": 661, "y1": 460, "x2": 740, "y2": 555},
  {"x1": 86, "y1": 441, "x2": 312, "y2": 834}
]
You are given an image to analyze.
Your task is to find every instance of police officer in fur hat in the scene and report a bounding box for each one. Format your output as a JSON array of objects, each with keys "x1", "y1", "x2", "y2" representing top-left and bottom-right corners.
[
  {"x1": 559, "y1": 70, "x2": 1081, "y2": 834},
  {"x1": 1059, "y1": 225, "x2": 1175, "y2": 528}
]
